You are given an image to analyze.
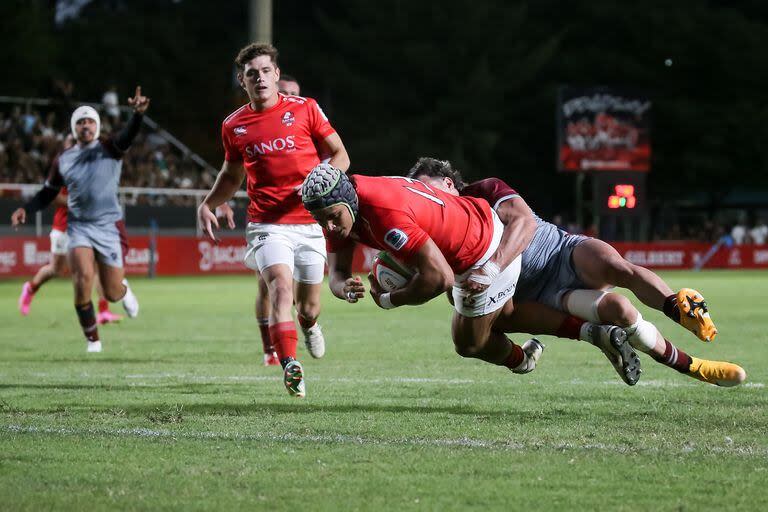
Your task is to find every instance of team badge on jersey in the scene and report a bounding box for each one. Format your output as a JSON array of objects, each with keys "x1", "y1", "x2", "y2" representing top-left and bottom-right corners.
[
  {"x1": 281, "y1": 112, "x2": 295, "y2": 126},
  {"x1": 384, "y1": 229, "x2": 409, "y2": 251},
  {"x1": 234, "y1": 126, "x2": 247, "y2": 136}
]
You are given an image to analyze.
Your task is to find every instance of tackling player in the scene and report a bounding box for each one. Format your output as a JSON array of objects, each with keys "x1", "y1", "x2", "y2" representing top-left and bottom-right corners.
[
  {"x1": 197, "y1": 43, "x2": 350, "y2": 398},
  {"x1": 408, "y1": 158, "x2": 745, "y2": 387},
  {"x1": 302, "y1": 164, "x2": 598, "y2": 379},
  {"x1": 11, "y1": 89, "x2": 147, "y2": 352}
]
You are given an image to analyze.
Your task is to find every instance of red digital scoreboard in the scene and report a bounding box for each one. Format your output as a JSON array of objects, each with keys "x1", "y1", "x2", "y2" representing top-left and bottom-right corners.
[
  {"x1": 596, "y1": 173, "x2": 646, "y2": 216},
  {"x1": 607, "y1": 184, "x2": 637, "y2": 210}
]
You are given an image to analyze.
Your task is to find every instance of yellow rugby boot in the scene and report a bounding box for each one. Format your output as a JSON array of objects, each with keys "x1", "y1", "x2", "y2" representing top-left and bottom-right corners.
[
  {"x1": 676, "y1": 288, "x2": 718, "y2": 342},
  {"x1": 688, "y1": 357, "x2": 746, "y2": 387}
]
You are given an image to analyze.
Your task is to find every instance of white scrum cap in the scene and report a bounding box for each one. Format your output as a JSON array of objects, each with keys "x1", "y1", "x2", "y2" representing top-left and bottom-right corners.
[{"x1": 70, "y1": 105, "x2": 101, "y2": 140}]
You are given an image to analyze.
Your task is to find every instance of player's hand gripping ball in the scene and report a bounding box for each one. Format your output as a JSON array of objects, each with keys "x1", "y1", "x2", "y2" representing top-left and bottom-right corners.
[{"x1": 371, "y1": 251, "x2": 415, "y2": 291}]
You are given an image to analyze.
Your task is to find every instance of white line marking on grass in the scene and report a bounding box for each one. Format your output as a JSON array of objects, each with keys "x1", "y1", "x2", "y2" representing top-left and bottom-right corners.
[
  {"x1": 5, "y1": 372, "x2": 764, "y2": 389},
  {"x1": 124, "y1": 374, "x2": 477, "y2": 385},
  {"x1": 3, "y1": 424, "x2": 767, "y2": 457}
]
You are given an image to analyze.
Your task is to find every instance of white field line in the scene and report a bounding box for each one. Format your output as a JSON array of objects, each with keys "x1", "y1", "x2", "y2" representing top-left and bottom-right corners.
[
  {"x1": 3, "y1": 424, "x2": 767, "y2": 457},
  {"x1": 1, "y1": 371, "x2": 765, "y2": 388}
]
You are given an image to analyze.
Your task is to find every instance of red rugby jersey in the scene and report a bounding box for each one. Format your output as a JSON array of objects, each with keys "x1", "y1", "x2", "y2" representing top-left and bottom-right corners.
[
  {"x1": 222, "y1": 94, "x2": 337, "y2": 224},
  {"x1": 327, "y1": 175, "x2": 496, "y2": 274},
  {"x1": 52, "y1": 187, "x2": 68, "y2": 231}
]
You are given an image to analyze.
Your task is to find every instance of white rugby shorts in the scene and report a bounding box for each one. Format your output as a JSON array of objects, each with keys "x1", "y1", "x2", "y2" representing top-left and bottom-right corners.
[
  {"x1": 49, "y1": 229, "x2": 69, "y2": 256},
  {"x1": 452, "y1": 210, "x2": 522, "y2": 317},
  {"x1": 243, "y1": 222, "x2": 327, "y2": 284}
]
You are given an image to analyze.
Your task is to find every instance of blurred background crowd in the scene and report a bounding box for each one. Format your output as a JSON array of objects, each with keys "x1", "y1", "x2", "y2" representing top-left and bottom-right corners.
[
  {"x1": 0, "y1": 98, "x2": 213, "y2": 201},
  {"x1": 2, "y1": 1, "x2": 767, "y2": 240}
]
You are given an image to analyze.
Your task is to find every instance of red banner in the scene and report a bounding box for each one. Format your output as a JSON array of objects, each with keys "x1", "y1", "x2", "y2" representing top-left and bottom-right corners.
[
  {"x1": 1, "y1": 237, "x2": 767, "y2": 277},
  {"x1": 610, "y1": 243, "x2": 768, "y2": 269}
]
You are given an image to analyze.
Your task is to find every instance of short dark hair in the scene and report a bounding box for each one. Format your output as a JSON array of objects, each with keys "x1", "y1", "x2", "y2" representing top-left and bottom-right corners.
[
  {"x1": 279, "y1": 74, "x2": 298, "y2": 85},
  {"x1": 406, "y1": 157, "x2": 466, "y2": 190},
  {"x1": 234, "y1": 43, "x2": 278, "y2": 71}
]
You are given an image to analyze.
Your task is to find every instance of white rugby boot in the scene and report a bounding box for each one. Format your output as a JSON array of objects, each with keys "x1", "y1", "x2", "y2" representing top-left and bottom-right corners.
[
  {"x1": 301, "y1": 323, "x2": 326, "y2": 359},
  {"x1": 512, "y1": 338, "x2": 545, "y2": 374},
  {"x1": 86, "y1": 340, "x2": 103, "y2": 353},
  {"x1": 121, "y1": 279, "x2": 139, "y2": 318},
  {"x1": 587, "y1": 325, "x2": 642, "y2": 386},
  {"x1": 283, "y1": 360, "x2": 306, "y2": 398}
]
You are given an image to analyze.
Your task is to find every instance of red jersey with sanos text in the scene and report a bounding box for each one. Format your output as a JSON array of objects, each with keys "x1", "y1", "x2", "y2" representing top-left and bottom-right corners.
[
  {"x1": 222, "y1": 94, "x2": 337, "y2": 224},
  {"x1": 327, "y1": 175, "x2": 496, "y2": 274}
]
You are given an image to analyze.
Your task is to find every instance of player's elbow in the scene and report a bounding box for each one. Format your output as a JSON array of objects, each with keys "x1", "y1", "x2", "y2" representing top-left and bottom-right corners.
[
  {"x1": 431, "y1": 271, "x2": 454, "y2": 294},
  {"x1": 333, "y1": 151, "x2": 350, "y2": 172}
]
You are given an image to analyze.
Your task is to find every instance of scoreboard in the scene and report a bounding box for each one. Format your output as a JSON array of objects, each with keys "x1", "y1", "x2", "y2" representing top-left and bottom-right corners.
[{"x1": 595, "y1": 172, "x2": 646, "y2": 216}]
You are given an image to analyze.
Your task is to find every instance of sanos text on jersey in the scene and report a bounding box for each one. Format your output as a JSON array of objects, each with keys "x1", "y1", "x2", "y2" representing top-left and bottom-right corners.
[{"x1": 245, "y1": 136, "x2": 296, "y2": 158}]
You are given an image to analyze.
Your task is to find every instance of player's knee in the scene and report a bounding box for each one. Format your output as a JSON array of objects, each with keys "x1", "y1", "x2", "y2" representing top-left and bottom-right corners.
[
  {"x1": 454, "y1": 340, "x2": 483, "y2": 359},
  {"x1": 599, "y1": 293, "x2": 637, "y2": 327},
  {"x1": 269, "y1": 282, "x2": 294, "y2": 311},
  {"x1": 71, "y1": 271, "x2": 90, "y2": 288}
]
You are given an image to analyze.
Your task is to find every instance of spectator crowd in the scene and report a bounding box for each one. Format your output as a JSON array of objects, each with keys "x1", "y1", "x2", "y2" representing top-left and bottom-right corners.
[
  {"x1": 2, "y1": 93, "x2": 766, "y2": 235},
  {"x1": 1, "y1": 97, "x2": 213, "y2": 206}
]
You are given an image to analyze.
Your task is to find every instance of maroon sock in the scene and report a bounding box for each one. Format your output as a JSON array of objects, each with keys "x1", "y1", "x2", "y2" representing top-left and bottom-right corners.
[
  {"x1": 556, "y1": 315, "x2": 585, "y2": 340},
  {"x1": 500, "y1": 344, "x2": 525, "y2": 370},
  {"x1": 257, "y1": 318, "x2": 274, "y2": 354},
  {"x1": 98, "y1": 298, "x2": 109, "y2": 313},
  {"x1": 650, "y1": 338, "x2": 691, "y2": 373},
  {"x1": 297, "y1": 313, "x2": 316, "y2": 330},
  {"x1": 75, "y1": 302, "x2": 99, "y2": 342},
  {"x1": 663, "y1": 294, "x2": 680, "y2": 323},
  {"x1": 29, "y1": 281, "x2": 40, "y2": 293}
]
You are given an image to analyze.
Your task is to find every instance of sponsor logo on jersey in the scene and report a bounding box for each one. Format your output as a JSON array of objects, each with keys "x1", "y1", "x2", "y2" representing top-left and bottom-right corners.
[
  {"x1": 234, "y1": 126, "x2": 247, "y2": 136},
  {"x1": 244, "y1": 136, "x2": 297, "y2": 158},
  {"x1": 384, "y1": 229, "x2": 408, "y2": 251},
  {"x1": 281, "y1": 112, "x2": 295, "y2": 126}
]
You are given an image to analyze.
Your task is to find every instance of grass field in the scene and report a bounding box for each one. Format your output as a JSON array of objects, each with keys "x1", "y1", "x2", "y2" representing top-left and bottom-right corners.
[{"x1": 1, "y1": 271, "x2": 766, "y2": 511}]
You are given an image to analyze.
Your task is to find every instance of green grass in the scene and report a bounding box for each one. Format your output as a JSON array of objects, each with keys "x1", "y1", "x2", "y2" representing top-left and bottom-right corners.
[{"x1": 1, "y1": 272, "x2": 767, "y2": 511}]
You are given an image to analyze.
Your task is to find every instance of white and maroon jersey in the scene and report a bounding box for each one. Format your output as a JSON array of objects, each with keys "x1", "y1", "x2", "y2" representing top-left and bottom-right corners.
[
  {"x1": 461, "y1": 178, "x2": 521, "y2": 210},
  {"x1": 327, "y1": 175, "x2": 496, "y2": 274},
  {"x1": 52, "y1": 187, "x2": 68, "y2": 232},
  {"x1": 222, "y1": 94, "x2": 337, "y2": 224}
]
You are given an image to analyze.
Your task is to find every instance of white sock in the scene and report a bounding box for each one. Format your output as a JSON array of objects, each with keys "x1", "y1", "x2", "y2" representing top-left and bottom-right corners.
[
  {"x1": 579, "y1": 322, "x2": 594, "y2": 343},
  {"x1": 625, "y1": 312, "x2": 657, "y2": 353}
]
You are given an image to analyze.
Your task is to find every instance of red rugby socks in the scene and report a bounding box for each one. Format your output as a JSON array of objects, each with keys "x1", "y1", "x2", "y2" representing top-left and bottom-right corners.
[{"x1": 269, "y1": 321, "x2": 298, "y2": 367}]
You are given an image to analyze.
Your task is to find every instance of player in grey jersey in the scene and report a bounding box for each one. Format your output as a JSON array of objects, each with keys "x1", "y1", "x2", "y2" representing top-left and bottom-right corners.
[{"x1": 11, "y1": 87, "x2": 150, "y2": 353}]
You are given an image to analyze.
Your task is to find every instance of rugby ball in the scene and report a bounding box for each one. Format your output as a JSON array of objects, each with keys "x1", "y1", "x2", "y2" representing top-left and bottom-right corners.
[{"x1": 371, "y1": 251, "x2": 415, "y2": 291}]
